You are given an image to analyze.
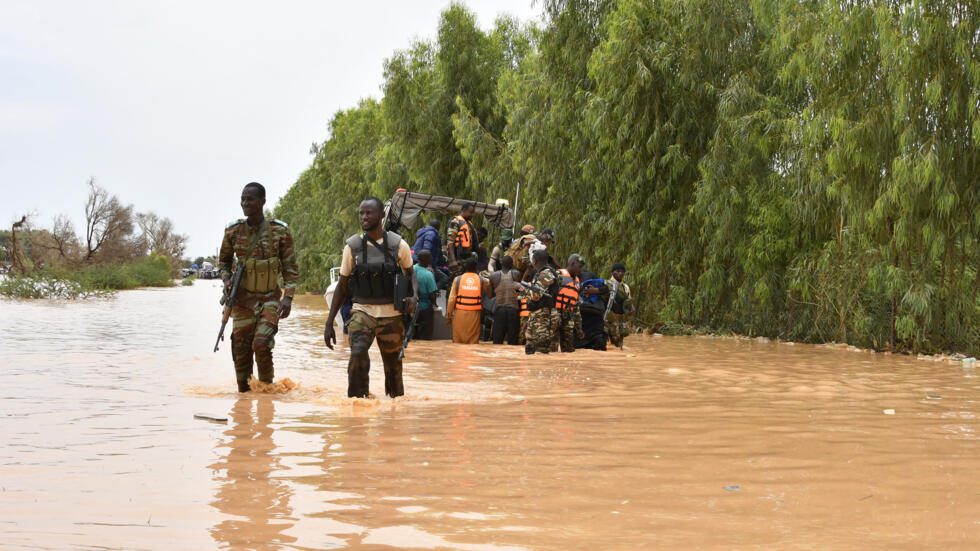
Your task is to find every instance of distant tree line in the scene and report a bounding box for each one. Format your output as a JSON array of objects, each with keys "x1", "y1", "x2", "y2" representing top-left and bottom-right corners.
[
  {"x1": 4, "y1": 178, "x2": 187, "y2": 276},
  {"x1": 275, "y1": 0, "x2": 979, "y2": 354}
]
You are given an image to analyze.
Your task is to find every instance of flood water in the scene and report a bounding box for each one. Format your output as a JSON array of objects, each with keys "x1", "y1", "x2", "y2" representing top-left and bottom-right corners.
[{"x1": 2, "y1": 282, "x2": 979, "y2": 550}]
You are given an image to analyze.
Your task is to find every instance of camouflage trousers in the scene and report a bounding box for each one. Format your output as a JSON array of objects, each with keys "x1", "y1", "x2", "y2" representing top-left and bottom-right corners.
[
  {"x1": 518, "y1": 316, "x2": 529, "y2": 345},
  {"x1": 552, "y1": 308, "x2": 584, "y2": 353},
  {"x1": 606, "y1": 312, "x2": 629, "y2": 349},
  {"x1": 347, "y1": 310, "x2": 404, "y2": 398},
  {"x1": 525, "y1": 307, "x2": 559, "y2": 353},
  {"x1": 231, "y1": 290, "x2": 281, "y2": 391}
]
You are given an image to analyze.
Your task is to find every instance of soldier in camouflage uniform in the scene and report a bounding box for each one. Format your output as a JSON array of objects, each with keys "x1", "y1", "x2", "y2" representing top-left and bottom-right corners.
[
  {"x1": 522, "y1": 250, "x2": 561, "y2": 355},
  {"x1": 605, "y1": 262, "x2": 635, "y2": 349},
  {"x1": 552, "y1": 254, "x2": 586, "y2": 353},
  {"x1": 219, "y1": 182, "x2": 300, "y2": 392}
]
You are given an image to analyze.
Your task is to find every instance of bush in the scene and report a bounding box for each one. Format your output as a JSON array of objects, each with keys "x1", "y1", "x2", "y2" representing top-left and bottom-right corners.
[
  {"x1": 0, "y1": 256, "x2": 175, "y2": 299},
  {"x1": 120, "y1": 255, "x2": 173, "y2": 288},
  {"x1": 77, "y1": 263, "x2": 137, "y2": 290}
]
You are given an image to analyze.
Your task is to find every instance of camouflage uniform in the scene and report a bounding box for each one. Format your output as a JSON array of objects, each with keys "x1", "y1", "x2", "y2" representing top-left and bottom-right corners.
[
  {"x1": 518, "y1": 312, "x2": 529, "y2": 345},
  {"x1": 605, "y1": 280, "x2": 633, "y2": 349},
  {"x1": 346, "y1": 311, "x2": 405, "y2": 399},
  {"x1": 219, "y1": 219, "x2": 299, "y2": 391},
  {"x1": 554, "y1": 307, "x2": 584, "y2": 353},
  {"x1": 547, "y1": 269, "x2": 584, "y2": 353},
  {"x1": 340, "y1": 231, "x2": 414, "y2": 398},
  {"x1": 523, "y1": 267, "x2": 560, "y2": 354}
]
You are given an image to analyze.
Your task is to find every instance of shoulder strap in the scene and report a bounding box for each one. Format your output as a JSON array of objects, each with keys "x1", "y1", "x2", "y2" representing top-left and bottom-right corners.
[
  {"x1": 239, "y1": 220, "x2": 267, "y2": 261},
  {"x1": 366, "y1": 232, "x2": 399, "y2": 265}
]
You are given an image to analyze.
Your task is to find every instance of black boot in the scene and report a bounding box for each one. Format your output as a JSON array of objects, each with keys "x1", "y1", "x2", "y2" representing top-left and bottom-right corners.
[
  {"x1": 525, "y1": 345, "x2": 535, "y2": 355},
  {"x1": 237, "y1": 378, "x2": 251, "y2": 393}
]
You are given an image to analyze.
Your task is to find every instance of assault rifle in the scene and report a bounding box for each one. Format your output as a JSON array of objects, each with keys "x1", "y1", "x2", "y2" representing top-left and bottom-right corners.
[
  {"x1": 518, "y1": 280, "x2": 553, "y2": 298},
  {"x1": 604, "y1": 279, "x2": 619, "y2": 322},
  {"x1": 214, "y1": 263, "x2": 245, "y2": 353},
  {"x1": 398, "y1": 302, "x2": 421, "y2": 360}
]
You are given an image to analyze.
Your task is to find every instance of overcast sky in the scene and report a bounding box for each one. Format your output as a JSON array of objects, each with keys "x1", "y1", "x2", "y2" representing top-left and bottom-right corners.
[{"x1": 0, "y1": 1, "x2": 540, "y2": 258}]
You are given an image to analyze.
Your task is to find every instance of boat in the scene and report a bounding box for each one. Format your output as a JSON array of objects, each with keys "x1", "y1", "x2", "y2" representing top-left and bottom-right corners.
[{"x1": 324, "y1": 189, "x2": 516, "y2": 340}]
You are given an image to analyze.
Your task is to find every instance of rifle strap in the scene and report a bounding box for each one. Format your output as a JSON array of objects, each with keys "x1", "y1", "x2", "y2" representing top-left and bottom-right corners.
[
  {"x1": 366, "y1": 232, "x2": 399, "y2": 265},
  {"x1": 237, "y1": 220, "x2": 267, "y2": 266}
]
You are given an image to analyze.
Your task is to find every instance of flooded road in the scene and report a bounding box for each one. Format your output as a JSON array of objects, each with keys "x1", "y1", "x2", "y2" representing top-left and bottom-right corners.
[{"x1": 2, "y1": 282, "x2": 979, "y2": 549}]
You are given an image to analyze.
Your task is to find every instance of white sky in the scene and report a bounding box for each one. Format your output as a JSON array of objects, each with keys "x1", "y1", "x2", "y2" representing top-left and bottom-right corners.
[{"x1": 0, "y1": 0, "x2": 541, "y2": 258}]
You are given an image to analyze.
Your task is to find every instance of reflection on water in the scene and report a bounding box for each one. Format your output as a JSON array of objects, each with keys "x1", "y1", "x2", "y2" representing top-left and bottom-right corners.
[
  {"x1": 210, "y1": 398, "x2": 295, "y2": 549},
  {"x1": 2, "y1": 283, "x2": 980, "y2": 549}
]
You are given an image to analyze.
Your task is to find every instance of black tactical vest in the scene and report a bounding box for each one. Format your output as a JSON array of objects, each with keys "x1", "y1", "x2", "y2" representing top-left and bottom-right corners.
[{"x1": 346, "y1": 232, "x2": 403, "y2": 304}]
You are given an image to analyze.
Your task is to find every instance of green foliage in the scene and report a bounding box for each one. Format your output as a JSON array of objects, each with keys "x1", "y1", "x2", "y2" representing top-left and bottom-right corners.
[
  {"x1": 1, "y1": 255, "x2": 173, "y2": 298},
  {"x1": 275, "y1": 1, "x2": 980, "y2": 355},
  {"x1": 66, "y1": 255, "x2": 173, "y2": 290}
]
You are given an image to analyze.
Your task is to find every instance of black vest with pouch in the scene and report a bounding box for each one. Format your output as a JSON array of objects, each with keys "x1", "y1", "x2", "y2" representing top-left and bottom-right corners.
[{"x1": 347, "y1": 231, "x2": 403, "y2": 305}]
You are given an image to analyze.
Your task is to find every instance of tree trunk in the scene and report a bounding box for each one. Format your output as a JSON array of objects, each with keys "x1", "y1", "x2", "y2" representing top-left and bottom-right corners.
[{"x1": 10, "y1": 216, "x2": 27, "y2": 275}]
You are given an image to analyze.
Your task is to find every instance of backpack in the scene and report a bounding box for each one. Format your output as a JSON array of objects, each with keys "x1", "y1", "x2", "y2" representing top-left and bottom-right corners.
[{"x1": 506, "y1": 234, "x2": 537, "y2": 272}]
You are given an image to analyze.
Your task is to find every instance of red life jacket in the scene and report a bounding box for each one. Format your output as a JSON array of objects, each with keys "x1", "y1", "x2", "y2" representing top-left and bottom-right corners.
[
  {"x1": 519, "y1": 296, "x2": 529, "y2": 318},
  {"x1": 455, "y1": 272, "x2": 483, "y2": 311},
  {"x1": 555, "y1": 268, "x2": 580, "y2": 311}
]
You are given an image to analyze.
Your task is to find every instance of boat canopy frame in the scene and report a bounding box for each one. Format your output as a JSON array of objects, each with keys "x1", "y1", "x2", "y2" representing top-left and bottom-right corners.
[{"x1": 383, "y1": 190, "x2": 514, "y2": 231}]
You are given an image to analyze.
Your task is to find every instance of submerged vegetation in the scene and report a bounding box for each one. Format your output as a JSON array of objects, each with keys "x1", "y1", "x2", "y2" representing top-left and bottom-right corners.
[{"x1": 281, "y1": 0, "x2": 978, "y2": 355}]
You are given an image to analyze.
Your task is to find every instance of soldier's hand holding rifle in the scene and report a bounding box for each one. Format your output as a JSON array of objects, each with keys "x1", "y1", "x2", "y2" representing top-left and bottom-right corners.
[{"x1": 277, "y1": 296, "x2": 292, "y2": 319}]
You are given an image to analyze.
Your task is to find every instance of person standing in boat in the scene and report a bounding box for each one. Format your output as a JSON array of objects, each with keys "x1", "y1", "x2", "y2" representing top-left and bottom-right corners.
[{"x1": 446, "y1": 203, "x2": 479, "y2": 276}]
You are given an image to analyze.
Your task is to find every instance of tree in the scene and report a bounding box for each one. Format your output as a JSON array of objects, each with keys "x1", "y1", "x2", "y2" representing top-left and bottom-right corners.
[
  {"x1": 274, "y1": 1, "x2": 980, "y2": 355},
  {"x1": 50, "y1": 214, "x2": 81, "y2": 262},
  {"x1": 9, "y1": 215, "x2": 29, "y2": 274},
  {"x1": 83, "y1": 178, "x2": 134, "y2": 262},
  {"x1": 135, "y1": 212, "x2": 187, "y2": 259}
]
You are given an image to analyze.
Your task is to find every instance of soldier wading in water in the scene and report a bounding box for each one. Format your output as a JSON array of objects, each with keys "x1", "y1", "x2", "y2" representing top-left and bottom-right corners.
[
  {"x1": 324, "y1": 197, "x2": 417, "y2": 398},
  {"x1": 219, "y1": 182, "x2": 300, "y2": 392},
  {"x1": 522, "y1": 249, "x2": 562, "y2": 355}
]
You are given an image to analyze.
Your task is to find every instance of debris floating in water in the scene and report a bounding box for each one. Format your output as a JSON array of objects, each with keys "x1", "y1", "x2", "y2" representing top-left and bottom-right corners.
[
  {"x1": 882, "y1": 409, "x2": 896, "y2": 415},
  {"x1": 723, "y1": 485, "x2": 741, "y2": 492},
  {"x1": 193, "y1": 413, "x2": 228, "y2": 423}
]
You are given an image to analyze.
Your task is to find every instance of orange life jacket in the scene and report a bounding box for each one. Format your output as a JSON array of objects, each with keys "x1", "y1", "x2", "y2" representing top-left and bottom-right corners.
[
  {"x1": 555, "y1": 268, "x2": 580, "y2": 311},
  {"x1": 455, "y1": 272, "x2": 483, "y2": 311},
  {"x1": 453, "y1": 215, "x2": 474, "y2": 251},
  {"x1": 519, "y1": 297, "x2": 529, "y2": 318}
]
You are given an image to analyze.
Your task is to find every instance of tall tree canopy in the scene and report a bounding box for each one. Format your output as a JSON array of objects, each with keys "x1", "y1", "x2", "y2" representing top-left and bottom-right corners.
[{"x1": 275, "y1": 1, "x2": 979, "y2": 355}]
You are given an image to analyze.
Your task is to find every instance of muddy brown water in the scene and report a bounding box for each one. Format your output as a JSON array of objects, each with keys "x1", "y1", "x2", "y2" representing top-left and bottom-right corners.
[{"x1": 1, "y1": 282, "x2": 979, "y2": 550}]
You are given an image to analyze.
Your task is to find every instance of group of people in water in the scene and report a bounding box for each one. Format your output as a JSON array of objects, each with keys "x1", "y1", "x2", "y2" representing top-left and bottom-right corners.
[
  {"x1": 220, "y1": 185, "x2": 634, "y2": 398},
  {"x1": 411, "y1": 202, "x2": 635, "y2": 356}
]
